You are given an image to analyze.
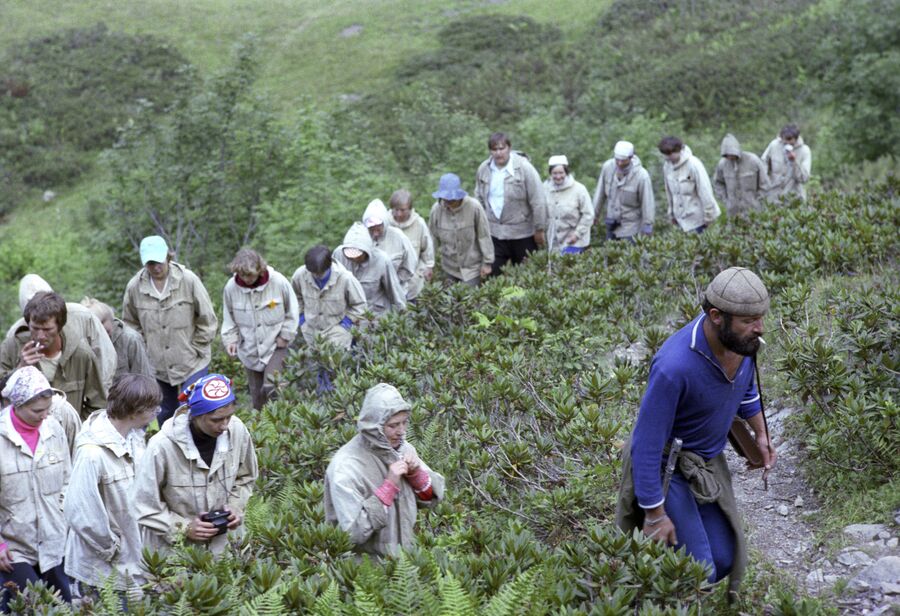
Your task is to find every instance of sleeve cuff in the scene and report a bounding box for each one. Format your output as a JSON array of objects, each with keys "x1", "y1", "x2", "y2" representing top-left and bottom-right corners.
[
  {"x1": 638, "y1": 498, "x2": 665, "y2": 510},
  {"x1": 374, "y1": 479, "x2": 400, "y2": 506}
]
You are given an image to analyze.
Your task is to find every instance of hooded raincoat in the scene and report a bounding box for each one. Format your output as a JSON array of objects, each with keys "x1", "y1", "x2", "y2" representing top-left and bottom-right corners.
[
  {"x1": 761, "y1": 136, "x2": 811, "y2": 202},
  {"x1": 475, "y1": 152, "x2": 548, "y2": 240},
  {"x1": 324, "y1": 385, "x2": 445, "y2": 557},
  {"x1": 0, "y1": 407, "x2": 70, "y2": 572},
  {"x1": 109, "y1": 318, "x2": 153, "y2": 380},
  {"x1": 662, "y1": 145, "x2": 721, "y2": 232},
  {"x1": 133, "y1": 410, "x2": 258, "y2": 555},
  {"x1": 50, "y1": 389, "x2": 82, "y2": 456},
  {"x1": 333, "y1": 223, "x2": 406, "y2": 316},
  {"x1": 64, "y1": 410, "x2": 146, "y2": 590},
  {"x1": 428, "y1": 196, "x2": 495, "y2": 283},
  {"x1": 389, "y1": 210, "x2": 435, "y2": 299},
  {"x1": 291, "y1": 261, "x2": 367, "y2": 350},
  {"x1": 363, "y1": 200, "x2": 420, "y2": 299},
  {"x1": 2, "y1": 275, "x2": 116, "y2": 391},
  {"x1": 221, "y1": 266, "x2": 299, "y2": 372},
  {"x1": 544, "y1": 174, "x2": 594, "y2": 250},
  {"x1": 593, "y1": 155, "x2": 656, "y2": 239},
  {"x1": 713, "y1": 134, "x2": 769, "y2": 216},
  {"x1": 122, "y1": 262, "x2": 219, "y2": 386}
]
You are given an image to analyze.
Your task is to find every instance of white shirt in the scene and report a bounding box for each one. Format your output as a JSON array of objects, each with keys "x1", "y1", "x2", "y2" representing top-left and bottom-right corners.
[{"x1": 488, "y1": 159, "x2": 514, "y2": 220}]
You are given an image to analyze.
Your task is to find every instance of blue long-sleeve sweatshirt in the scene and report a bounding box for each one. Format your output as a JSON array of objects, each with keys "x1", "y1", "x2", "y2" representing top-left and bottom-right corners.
[{"x1": 631, "y1": 313, "x2": 761, "y2": 509}]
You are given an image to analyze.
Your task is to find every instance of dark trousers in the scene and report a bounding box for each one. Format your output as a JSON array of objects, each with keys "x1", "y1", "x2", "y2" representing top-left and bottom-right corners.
[
  {"x1": 490, "y1": 236, "x2": 538, "y2": 276},
  {"x1": 0, "y1": 562, "x2": 71, "y2": 613},
  {"x1": 245, "y1": 347, "x2": 288, "y2": 410},
  {"x1": 157, "y1": 366, "x2": 209, "y2": 426}
]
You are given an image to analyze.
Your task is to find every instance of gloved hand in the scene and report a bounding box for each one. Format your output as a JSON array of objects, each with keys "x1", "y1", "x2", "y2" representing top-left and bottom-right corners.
[
  {"x1": 641, "y1": 224, "x2": 653, "y2": 236},
  {"x1": 298, "y1": 314, "x2": 305, "y2": 326},
  {"x1": 340, "y1": 316, "x2": 353, "y2": 330}
]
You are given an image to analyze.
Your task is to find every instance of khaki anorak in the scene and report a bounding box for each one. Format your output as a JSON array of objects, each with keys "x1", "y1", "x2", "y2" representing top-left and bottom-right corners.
[
  {"x1": 2, "y1": 330, "x2": 106, "y2": 418},
  {"x1": 374, "y1": 227, "x2": 419, "y2": 300},
  {"x1": 428, "y1": 196, "x2": 494, "y2": 282},
  {"x1": 333, "y1": 223, "x2": 406, "y2": 316},
  {"x1": 761, "y1": 135, "x2": 812, "y2": 202},
  {"x1": 475, "y1": 152, "x2": 548, "y2": 240},
  {"x1": 221, "y1": 267, "x2": 299, "y2": 372},
  {"x1": 64, "y1": 410, "x2": 147, "y2": 590},
  {"x1": 324, "y1": 385, "x2": 445, "y2": 557},
  {"x1": 663, "y1": 145, "x2": 721, "y2": 232},
  {"x1": 291, "y1": 261, "x2": 367, "y2": 350},
  {"x1": 389, "y1": 210, "x2": 435, "y2": 298},
  {"x1": 713, "y1": 134, "x2": 769, "y2": 216},
  {"x1": 50, "y1": 389, "x2": 82, "y2": 455},
  {"x1": 593, "y1": 156, "x2": 656, "y2": 239},
  {"x1": 122, "y1": 263, "x2": 219, "y2": 386},
  {"x1": 544, "y1": 174, "x2": 594, "y2": 250},
  {"x1": 109, "y1": 318, "x2": 153, "y2": 380},
  {"x1": 0, "y1": 407, "x2": 70, "y2": 572},
  {"x1": 134, "y1": 410, "x2": 258, "y2": 555}
]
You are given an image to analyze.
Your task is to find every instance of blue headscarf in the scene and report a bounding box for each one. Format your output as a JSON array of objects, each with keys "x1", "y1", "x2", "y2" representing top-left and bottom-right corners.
[{"x1": 178, "y1": 374, "x2": 236, "y2": 417}]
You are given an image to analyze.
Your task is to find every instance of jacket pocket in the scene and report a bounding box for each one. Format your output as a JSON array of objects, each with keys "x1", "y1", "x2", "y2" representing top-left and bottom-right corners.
[
  {"x1": 0, "y1": 468, "x2": 32, "y2": 503},
  {"x1": 38, "y1": 453, "x2": 65, "y2": 497},
  {"x1": 260, "y1": 301, "x2": 285, "y2": 326},
  {"x1": 166, "y1": 300, "x2": 194, "y2": 330},
  {"x1": 678, "y1": 176, "x2": 696, "y2": 196},
  {"x1": 620, "y1": 189, "x2": 638, "y2": 207},
  {"x1": 102, "y1": 466, "x2": 135, "y2": 513}
]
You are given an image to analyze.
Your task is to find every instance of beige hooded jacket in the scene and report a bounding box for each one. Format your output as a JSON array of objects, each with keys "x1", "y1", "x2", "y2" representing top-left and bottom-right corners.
[
  {"x1": 593, "y1": 156, "x2": 656, "y2": 239},
  {"x1": 2, "y1": 330, "x2": 106, "y2": 418},
  {"x1": 389, "y1": 210, "x2": 435, "y2": 298},
  {"x1": 428, "y1": 196, "x2": 495, "y2": 282},
  {"x1": 221, "y1": 267, "x2": 299, "y2": 372},
  {"x1": 122, "y1": 262, "x2": 219, "y2": 386},
  {"x1": 713, "y1": 134, "x2": 769, "y2": 216},
  {"x1": 2, "y1": 274, "x2": 116, "y2": 390},
  {"x1": 64, "y1": 410, "x2": 146, "y2": 590},
  {"x1": 50, "y1": 389, "x2": 82, "y2": 455},
  {"x1": 133, "y1": 410, "x2": 258, "y2": 555},
  {"x1": 109, "y1": 318, "x2": 153, "y2": 380},
  {"x1": 761, "y1": 135, "x2": 812, "y2": 202},
  {"x1": 291, "y1": 261, "x2": 367, "y2": 350},
  {"x1": 0, "y1": 407, "x2": 70, "y2": 572},
  {"x1": 324, "y1": 384, "x2": 445, "y2": 557},
  {"x1": 662, "y1": 145, "x2": 721, "y2": 232},
  {"x1": 363, "y1": 200, "x2": 420, "y2": 299},
  {"x1": 475, "y1": 152, "x2": 548, "y2": 240},
  {"x1": 333, "y1": 223, "x2": 406, "y2": 316},
  {"x1": 544, "y1": 174, "x2": 594, "y2": 250}
]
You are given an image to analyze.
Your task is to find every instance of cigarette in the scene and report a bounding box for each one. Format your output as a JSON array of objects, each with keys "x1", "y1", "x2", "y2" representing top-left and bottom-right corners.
[{"x1": 758, "y1": 337, "x2": 766, "y2": 346}]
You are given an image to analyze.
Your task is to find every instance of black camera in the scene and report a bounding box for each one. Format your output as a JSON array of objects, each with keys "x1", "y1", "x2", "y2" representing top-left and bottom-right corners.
[{"x1": 201, "y1": 509, "x2": 230, "y2": 536}]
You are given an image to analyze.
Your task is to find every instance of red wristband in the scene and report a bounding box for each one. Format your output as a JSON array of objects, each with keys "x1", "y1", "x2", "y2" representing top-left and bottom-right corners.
[{"x1": 374, "y1": 479, "x2": 400, "y2": 506}]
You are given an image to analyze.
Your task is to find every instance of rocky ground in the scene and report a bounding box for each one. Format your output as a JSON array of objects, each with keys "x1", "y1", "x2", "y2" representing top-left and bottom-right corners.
[{"x1": 730, "y1": 405, "x2": 900, "y2": 615}]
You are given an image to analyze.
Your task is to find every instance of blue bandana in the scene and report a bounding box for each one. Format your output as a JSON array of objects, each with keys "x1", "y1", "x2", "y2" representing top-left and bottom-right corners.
[{"x1": 179, "y1": 374, "x2": 236, "y2": 416}]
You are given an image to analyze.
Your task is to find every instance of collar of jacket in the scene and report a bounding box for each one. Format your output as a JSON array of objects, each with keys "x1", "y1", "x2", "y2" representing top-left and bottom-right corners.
[
  {"x1": 234, "y1": 267, "x2": 271, "y2": 290},
  {"x1": 669, "y1": 145, "x2": 694, "y2": 170},
  {"x1": 689, "y1": 313, "x2": 747, "y2": 384},
  {"x1": 165, "y1": 409, "x2": 231, "y2": 472},
  {"x1": 544, "y1": 174, "x2": 575, "y2": 192},
  {"x1": 489, "y1": 152, "x2": 520, "y2": 177},
  {"x1": 390, "y1": 210, "x2": 421, "y2": 230},
  {"x1": 138, "y1": 262, "x2": 186, "y2": 298},
  {"x1": 0, "y1": 404, "x2": 61, "y2": 458},
  {"x1": 76, "y1": 409, "x2": 134, "y2": 458}
]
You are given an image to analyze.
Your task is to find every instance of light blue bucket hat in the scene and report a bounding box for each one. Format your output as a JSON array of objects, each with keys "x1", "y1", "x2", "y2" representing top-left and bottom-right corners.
[{"x1": 432, "y1": 173, "x2": 468, "y2": 200}]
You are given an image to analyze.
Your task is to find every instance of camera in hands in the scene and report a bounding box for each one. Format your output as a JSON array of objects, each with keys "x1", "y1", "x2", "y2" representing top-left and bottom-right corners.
[{"x1": 201, "y1": 509, "x2": 230, "y2": 536}]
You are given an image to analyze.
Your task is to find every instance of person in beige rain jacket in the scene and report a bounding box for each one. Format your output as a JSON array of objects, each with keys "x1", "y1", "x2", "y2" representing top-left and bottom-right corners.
[
  {"x1": 333, "y1": 223, "x2": 406, "y2": 316},
  {"x1": 713, "y1": 134, "x2": 769, "y2": 216},
  {"x1": 388, "y1": 189, "x2": 435, "y2": 298},
  {"x1": 4, "y1": 292, "x2": 106, "y2": 418},
  {"x1": 81, "y1": 298, "x2": 153, "y2": 381},
  {"x1": 761, "y1": 124, "x2": 812, "y2": 202},
  {"x1": 221, "y1": 249, "x2": 299, "y2": 410},
  {"x1": 428, "y1": 173, "x2": 495, "y2": 286},
  {"x1": 122, "y1": 235, "x2": 218, "y2": 426},
  {"x1": 594, "y1": 141, "x2": 656, "y2": 241},
  {"x1": 475, "y1": 132, "x2": 548, "y2": 275},
  {"x1": 543, "y1": 155, "x2": 594, "y2": 253},
  {"x1": 659, "y1": 136, "x2": 721, "y2": 233},
  {"x1": 64, "y1": 375, "x2": 161, "y2": 599},
  {"x1": 292, "y1": 246, "x2": 368, "y2": 351},
  {"x1": 0, "y1": 367, "x2": 72, "y2": 609},
  {"x1": 324, "y1": 383, "x2": 445, "y2": 557},
  {"x1": 361, "y1": 199, "x2": 419, "y2": 300},
  {"x1": 134, "y1": 374, "x2": 258, "y2": 556},
  {"x1": 1, "y1": 274, "x2": 116, "y2": 391},
  {"x1": 49, "y1": 390, "x2": 81, "y2": 456}
]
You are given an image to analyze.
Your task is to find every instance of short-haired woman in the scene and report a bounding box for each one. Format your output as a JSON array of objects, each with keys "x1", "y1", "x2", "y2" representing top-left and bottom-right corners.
[{"x1": 543, "y1": 155, "x2": 594, "y2": 254}]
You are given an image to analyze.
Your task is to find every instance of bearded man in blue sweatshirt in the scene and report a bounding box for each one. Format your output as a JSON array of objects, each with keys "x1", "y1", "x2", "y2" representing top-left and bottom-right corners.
[{"x1": 616, "y1": 267, "x2": 776, "y2": 598}]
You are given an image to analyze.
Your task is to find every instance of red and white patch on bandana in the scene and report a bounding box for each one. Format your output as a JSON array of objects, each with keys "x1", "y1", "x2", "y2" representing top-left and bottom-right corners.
[{"x1": 202, "y1": 378, "x2": 230, "y2": 400}]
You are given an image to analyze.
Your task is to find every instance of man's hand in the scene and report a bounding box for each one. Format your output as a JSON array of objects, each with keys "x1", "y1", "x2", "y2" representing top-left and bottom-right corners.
[
  {"x1": 18, "y1": 340, "x2": 43, "y2": 368},
  {"x1": 0, "y1": 545, "x2": 12, "y2": 573},
  {"x1": 641, "y1": 506, "x2": 677, "y2": 546},
  {"x1": 756, "y1": 433, "x2": 778, "y2": 486},
  {"x1": 275, "y1": 336, "x2": 289, "y2": 349},
  {"x1": 786, "y1": 150, "x2": 796, "y2": 162},
  {"x1": 423, "y1": 268, "x2": 433, "y2": 282},
  {"x1": 226, "y1": 509, "x2": 243, "y2": 530},
  {"x1": 225, "y1": 343, "x2": 238, "y2": 357},
  {"x1": 186, "y1": 516, "x2": 219, "y2": 542},
  {"x1": 671, "y1": 217, "x2": 679, "y2": 226},
  {"x1": 565, "y1": 232, "x2": 579, "y2": 245},
  {"x1": 533, "y1": 230, "x2": 546, "y2": 247},
  {"x1": 403, "y1": 450, "x2": 422, "y2": 474},
  {"x1": 386, "y1": 459, "x2": 409, "y2": 488},
  {"x1": 479, "y1": 264, "x2": 493, "y2": 278}
]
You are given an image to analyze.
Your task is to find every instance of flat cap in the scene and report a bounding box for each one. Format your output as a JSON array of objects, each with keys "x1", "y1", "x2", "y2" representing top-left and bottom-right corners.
[{"x1": 704, "y1": 267, "x2": 770, "y2": 315}]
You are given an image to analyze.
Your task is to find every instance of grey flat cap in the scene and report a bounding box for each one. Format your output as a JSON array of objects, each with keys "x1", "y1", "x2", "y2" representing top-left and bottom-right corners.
[{"x1": 704, "y1": 267, "x2": 770, "y2": 315}]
